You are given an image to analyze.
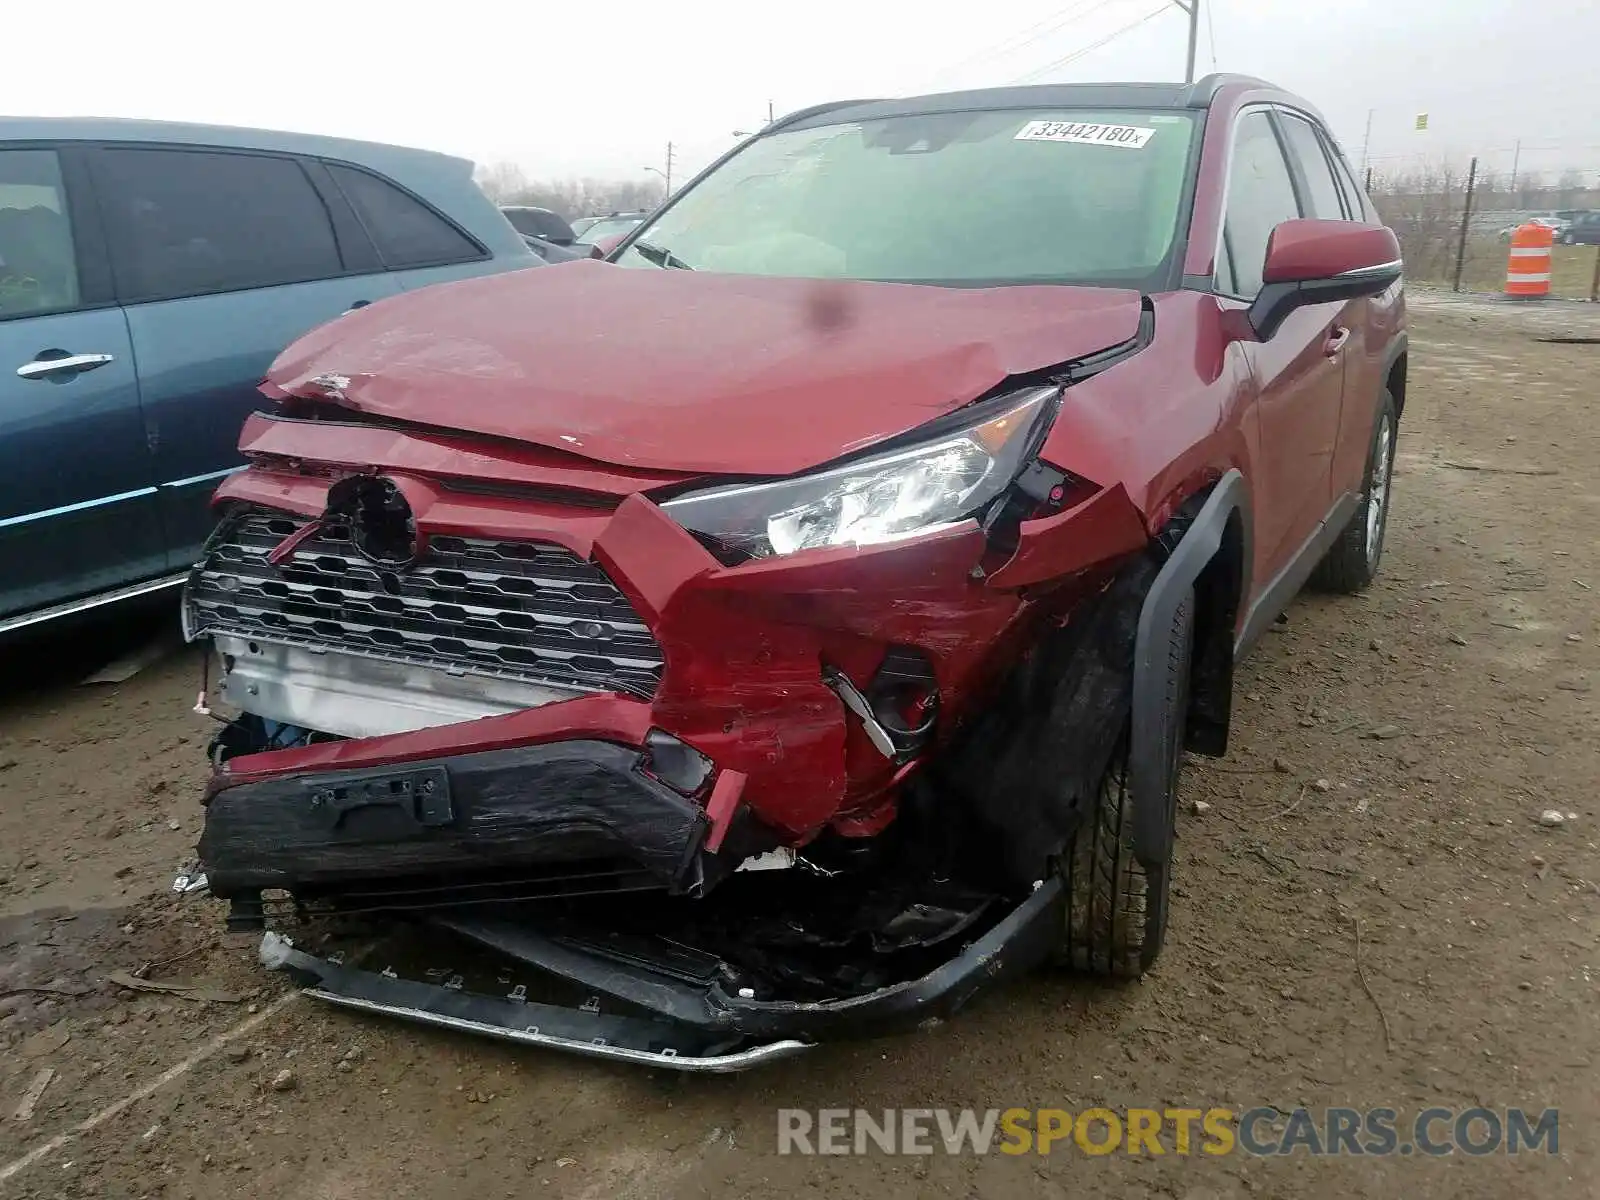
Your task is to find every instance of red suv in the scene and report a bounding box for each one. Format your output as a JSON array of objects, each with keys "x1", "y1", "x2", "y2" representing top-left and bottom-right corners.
[{"x1": 186, "y1": 75, "x2": 1405, "y2": 1070}]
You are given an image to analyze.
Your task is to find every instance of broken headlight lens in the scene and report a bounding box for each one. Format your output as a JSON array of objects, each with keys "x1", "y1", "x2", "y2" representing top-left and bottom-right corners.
[{"x1": 661, "y1": 387, "x2": 1056, "y2": 560}]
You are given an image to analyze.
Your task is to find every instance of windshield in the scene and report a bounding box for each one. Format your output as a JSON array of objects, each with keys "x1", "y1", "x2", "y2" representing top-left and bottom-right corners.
[
  {"x1": 616, "y1": 108, "x2": 1198, "y2": 287},
  {"x1": 575, "y1": 215, "x2": 644, "y2": 244}
]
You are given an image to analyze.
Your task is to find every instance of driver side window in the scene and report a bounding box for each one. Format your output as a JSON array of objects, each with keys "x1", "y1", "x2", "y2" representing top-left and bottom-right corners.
[{"x1": 1219, "y1": 112, "x2": 1301, "y2": 299}]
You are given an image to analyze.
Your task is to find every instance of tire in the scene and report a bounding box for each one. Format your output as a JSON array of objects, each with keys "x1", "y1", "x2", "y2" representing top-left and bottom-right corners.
[
  {"x1": 1561, "y1": 233, "x2": 1575, "y2": 245},
  {"x1": 1310, "y1": 388, "x2": 1398, "y2": 594},
  {"x1": 1056, "y1": 589, "x2": 1193, "y2": 978}
]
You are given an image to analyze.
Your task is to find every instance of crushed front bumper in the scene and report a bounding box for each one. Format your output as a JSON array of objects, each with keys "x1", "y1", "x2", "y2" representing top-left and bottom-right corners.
[
  {"x1": 259, "y1": 875, "x2": 1065, "y2": 1071},
  {"x1": 200, "y1": 739, "x2": 721, "y2": 899}
]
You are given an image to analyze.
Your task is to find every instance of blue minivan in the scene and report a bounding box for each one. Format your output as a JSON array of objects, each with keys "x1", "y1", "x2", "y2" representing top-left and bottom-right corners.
[{"x1": 0, "y1": 118, "x2": 540, "y2": 635}]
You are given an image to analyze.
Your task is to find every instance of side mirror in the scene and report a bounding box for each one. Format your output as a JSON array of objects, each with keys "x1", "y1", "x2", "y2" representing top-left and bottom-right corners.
[{"x1": 1248, "y1": 219, "x2": 1402, "y2": 340}]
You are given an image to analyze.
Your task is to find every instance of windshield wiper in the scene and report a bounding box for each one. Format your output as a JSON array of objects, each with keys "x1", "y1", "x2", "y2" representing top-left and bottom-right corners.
[{"x1": 630, "y1": 239, "x2": 694, "y2": 270}]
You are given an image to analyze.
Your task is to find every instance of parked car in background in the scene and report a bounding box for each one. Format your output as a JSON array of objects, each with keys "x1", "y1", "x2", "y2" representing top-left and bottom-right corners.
[
  {"x1": 189, "y1": 75, "x2": 1407, "y2": 1067},
  {"x1": 0, "y1": 118, "x2": 541, "y2": 637},
  {"x1": 572, "y1": 211, "x2": 648, "y2": 244},
  {"x1": 520, "y1": 234, "x2": 588, "y2": 263},
  {"x1": 1558, "y1": 212, "x2": 1600, "y2": 244},
  {"x1": 1498, "y1": 215, "x2": 1565, "y2": 240},
  {"x1": 499, "y1": 205, "x2": 577, "y2": 247}
]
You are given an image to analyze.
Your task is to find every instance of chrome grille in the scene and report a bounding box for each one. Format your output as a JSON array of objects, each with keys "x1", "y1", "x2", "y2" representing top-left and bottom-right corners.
[{"x1": 185, "y1": 508, "x2": 663, "y2": 699}]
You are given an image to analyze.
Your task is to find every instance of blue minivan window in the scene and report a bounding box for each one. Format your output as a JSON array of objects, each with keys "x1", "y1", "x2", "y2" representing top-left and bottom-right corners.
[
  {"x1": 97, "y1": 148, "x2": 343, "y2": 302},
  {"x1": 328, "y1": 164, "x2": 483, "y2": 269},
  {"x1": 0, "y1": 149, "x2": 79, "y2": 317}
]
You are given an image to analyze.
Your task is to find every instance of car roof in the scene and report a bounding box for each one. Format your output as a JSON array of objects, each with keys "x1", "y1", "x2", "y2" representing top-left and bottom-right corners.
[
  {"x1": 774, "y1": 73, "x2": 1284, "y2": 132},
  {"x1": 0, "y1": 115, "x2": 473, "y2": 171}
]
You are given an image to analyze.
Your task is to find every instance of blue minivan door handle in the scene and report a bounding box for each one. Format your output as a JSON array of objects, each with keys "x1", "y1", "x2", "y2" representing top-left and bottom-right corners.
[{"x1": 17, "y1": 352, "x2": 116, "y2": 381}]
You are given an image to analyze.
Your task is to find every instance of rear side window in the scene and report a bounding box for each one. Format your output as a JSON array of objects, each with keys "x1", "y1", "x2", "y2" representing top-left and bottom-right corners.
[
  {"x1": 327, "y1": 165, "x2": 483, "y2": 269},
  {"x1": 0, "y1": 149, "x2": 80, "y2": 318},
  {"x1": 1277, "y1": 114, "x2": 1344, "y2": 220},
  {"x1": 1221, "y1": 111, "x2": 1302, "y2": 298},
  {"x1": 96, "y1": 148, "x2": 342, "y2": 303},
  {"x1": 1324, "y1": 138, "x2": 1369, "y2": 221}
]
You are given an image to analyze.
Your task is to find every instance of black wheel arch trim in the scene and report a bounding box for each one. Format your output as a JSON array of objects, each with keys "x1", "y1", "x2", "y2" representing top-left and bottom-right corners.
[
  {"x1": 1381, "y1": 330, "x2": 1409, "y2": 412},
  {"x1": 1381, "y1": 330, "x2": 1408, "y2": 376},
  {"x1": 1130, "y1": 468, "x2": 1248, "y2": 868}
]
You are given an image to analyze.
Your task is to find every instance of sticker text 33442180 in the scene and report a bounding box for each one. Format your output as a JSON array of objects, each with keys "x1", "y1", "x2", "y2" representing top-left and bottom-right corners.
[{"x1": 1014, "y1": 120, "x2": 1156, "y2": 149}]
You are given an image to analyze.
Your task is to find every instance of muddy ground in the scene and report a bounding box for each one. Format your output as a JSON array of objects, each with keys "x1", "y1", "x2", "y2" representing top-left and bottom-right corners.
[{"x1": 2, "y1": 292, "x2": 1597, "y2": 1199}]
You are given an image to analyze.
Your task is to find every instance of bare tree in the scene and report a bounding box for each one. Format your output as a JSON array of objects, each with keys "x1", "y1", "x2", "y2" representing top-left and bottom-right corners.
[
  {"x1": 1369, "y1": 162, "x2": 1469, "y2": 281},
  {"x1": 475, "y1": 162, "x2": 531, "y2": 204},
  {"x1": 1516, "y1": 170, "x2": 1545, "y2": 209},
  {"x1": 1555, "y1": 168, "x2": 1585, "y2": 207},
  {"x1": 473, "y1": 163, "x2": 667, "y2": 219}
]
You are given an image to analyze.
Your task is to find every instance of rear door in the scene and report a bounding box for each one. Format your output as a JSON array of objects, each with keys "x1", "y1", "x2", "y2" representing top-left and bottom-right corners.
[
  {"x1": 0, "y1": 146, "x2": 165, "y2": 625},
  {"x1": 1218, "y1": 110, "x2": 1347, "y2": 592},
  {"x1": 89, "y1": 145, "x2": 404, "y2": 570},
  {"x1": 1295, "y1": 116, "x2": 1398, "y2": 499}
]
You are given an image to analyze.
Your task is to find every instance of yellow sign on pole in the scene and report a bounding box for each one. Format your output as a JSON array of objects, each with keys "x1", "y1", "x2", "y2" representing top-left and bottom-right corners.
[{"x1": 1415, "y1": 113, "x2": 1429, "y2": 130}]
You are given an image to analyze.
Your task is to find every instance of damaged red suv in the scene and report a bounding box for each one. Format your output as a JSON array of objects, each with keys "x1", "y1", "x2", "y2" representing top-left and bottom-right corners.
[{"x1": 184, "y1": 75, "x2": 1405, "y2": 1070}]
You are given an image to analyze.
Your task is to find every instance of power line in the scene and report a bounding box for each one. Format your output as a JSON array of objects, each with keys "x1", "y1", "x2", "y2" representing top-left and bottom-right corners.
[
  {"x1": 1014, "y1": 3, "x2": 1173, "y2": 83},
  {"x1": 931, "y1": 0, "x2": 1116, "y2": 81}
]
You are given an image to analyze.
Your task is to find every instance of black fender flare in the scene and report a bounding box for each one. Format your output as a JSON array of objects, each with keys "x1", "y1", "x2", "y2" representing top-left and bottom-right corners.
[
  {"x1": 1381, "y1": 329, "x2": 1408, "y2": 380},
  {"x1": 1130, "y1": 468, "x2": 1248, "y2": 867}
]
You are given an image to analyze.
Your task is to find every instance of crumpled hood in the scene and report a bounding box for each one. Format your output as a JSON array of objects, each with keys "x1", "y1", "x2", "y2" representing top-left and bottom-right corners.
[{"x1": 264, "y1": 260, "x2": 1143, "y2": 476}]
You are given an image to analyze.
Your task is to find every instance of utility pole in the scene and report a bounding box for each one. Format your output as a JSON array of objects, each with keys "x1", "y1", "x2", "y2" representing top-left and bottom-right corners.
[
  {"x1": 644, "y1": 142, "x2": 676, "y2": 195},
  {"x1": 1509, "y1": 138, "x2": 1522, "y2": 197},
  {"x1": 1171, "y1": 0, "x2": 1200, "y2": 84},
  {"x1": 733, "y1": 105, "x2": 778, "y2": 139},
  {"x1": 1360, "y1": 108, "x2": 1374, "y2": 175}
]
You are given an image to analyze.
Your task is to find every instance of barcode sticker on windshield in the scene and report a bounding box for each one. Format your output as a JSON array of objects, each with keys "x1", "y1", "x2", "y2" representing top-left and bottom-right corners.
[{"x1": 1014, "y1": 120, "x2": 1155, "y2": 149}]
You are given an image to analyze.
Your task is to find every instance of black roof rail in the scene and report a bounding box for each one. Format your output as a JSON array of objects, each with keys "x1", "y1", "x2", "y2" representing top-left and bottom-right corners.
[
  {"x1": 1182, "y1": 72, "x2": 1282, "y2": 106},
  {"x1": 763, "y1": 99, "x2": 884, "y2": 135}
]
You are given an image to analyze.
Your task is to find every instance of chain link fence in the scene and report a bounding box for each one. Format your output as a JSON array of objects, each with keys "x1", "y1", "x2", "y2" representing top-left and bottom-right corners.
[{"x1": 1365, "y1": 158, "x2": 1600, "y2": 300}]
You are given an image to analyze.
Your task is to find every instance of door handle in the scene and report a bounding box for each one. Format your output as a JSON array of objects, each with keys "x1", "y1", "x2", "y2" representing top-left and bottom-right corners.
[
  {"x1": 1322, "y1": 326, "x2": 1351, "y2": 357},
  {"x1": 16, "y1": 353, "x2": 115, "y2": 380}
]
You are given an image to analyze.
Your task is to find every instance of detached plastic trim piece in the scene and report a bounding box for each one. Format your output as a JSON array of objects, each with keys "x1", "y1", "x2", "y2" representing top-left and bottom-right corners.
[
  {"x1": 304, "y1": 988, "x2": 812, "y2": 1073},
  {"x1": 261, "y1": 932, "x2": 809, "y2": 1073}
]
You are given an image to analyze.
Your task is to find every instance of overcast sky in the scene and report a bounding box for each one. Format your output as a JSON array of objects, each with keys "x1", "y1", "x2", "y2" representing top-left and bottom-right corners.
[{"x1": 7, "y1": 0, "x2": 1597, "y2": 188}]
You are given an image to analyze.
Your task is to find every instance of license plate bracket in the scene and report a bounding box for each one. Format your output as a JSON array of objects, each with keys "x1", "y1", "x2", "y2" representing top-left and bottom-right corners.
[{"x1": 307, "y1": 767, "x2": 454, "y2": 834}]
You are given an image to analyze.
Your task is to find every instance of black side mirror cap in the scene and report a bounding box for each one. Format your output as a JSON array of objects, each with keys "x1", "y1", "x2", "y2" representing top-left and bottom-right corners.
[{"x1": 1248, "y1": 262, "x2": 1403, "y2": 340}]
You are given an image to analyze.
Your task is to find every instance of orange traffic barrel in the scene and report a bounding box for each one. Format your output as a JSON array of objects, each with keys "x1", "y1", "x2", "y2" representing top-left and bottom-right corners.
[{"x1": 1505, "y1": 223, "x2": 1554, "y2": 299}]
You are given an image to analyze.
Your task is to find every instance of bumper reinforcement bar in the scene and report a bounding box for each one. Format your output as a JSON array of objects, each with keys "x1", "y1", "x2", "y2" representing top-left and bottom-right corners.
[
  {"x1": 257, "y1": 875, "x2": 1065, "y2": 1070},
  {"x1": 259, "y1": 932, "x2": 810, "y2": 1072}
]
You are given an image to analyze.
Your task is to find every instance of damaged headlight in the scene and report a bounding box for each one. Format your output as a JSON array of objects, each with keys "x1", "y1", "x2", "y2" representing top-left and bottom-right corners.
[{"x1": 662, "y1": 387, "x2": 1056, "y2": 559}]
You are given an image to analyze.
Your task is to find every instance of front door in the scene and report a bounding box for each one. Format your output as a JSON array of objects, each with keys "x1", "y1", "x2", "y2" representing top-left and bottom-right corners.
[
  {"x1": 0, "y1": 147, "x2": 164, "y2": 625},
  {"x1": 1217, "y1": 110, "x2": 1346, "y2": 593}
]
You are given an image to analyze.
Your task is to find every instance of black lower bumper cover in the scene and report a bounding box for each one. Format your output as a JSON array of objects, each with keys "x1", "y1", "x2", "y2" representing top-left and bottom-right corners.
[
  {"x1": 261, "y1": 876, "x2": 1066, "y2": 1071},
  {"x1": 201, "y1": 741, "x2": 711, "y2": 897}
]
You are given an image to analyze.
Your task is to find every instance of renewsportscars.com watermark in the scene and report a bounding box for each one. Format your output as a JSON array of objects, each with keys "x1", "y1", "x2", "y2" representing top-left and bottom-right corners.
[{"x1": 777, "y1": 1107, "x2": 1560, "y2": 1157}]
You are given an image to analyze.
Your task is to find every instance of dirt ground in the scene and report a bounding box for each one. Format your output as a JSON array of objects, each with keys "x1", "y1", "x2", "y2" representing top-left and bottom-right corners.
[{"x1": 2, "y1": 291, "x2": 1597, "y2": 1199}]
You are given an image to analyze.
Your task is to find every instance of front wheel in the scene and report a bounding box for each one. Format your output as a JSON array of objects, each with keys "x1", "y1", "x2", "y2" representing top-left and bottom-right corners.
[
  {"x1": 1055, "y1": 590, "x2": 1193, "y2": 978},
  {"x1": 1311, "y1": 388, "x2": 1398, "y2": 594}
]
